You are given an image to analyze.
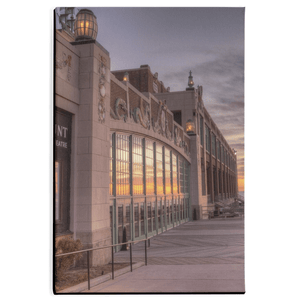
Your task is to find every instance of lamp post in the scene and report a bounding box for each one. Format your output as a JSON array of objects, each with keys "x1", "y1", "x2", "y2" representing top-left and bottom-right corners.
[{"x1": 74, "y1": 9, "x2": 98, "y2": 41}]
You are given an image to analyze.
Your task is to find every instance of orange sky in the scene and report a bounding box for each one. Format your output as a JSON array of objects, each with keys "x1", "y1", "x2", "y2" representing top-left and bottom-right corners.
[{"x1": 238, "y1": 177, "x2": 244, "y2": 192}]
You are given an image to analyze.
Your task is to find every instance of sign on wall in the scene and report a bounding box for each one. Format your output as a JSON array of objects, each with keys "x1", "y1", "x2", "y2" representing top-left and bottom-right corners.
[{"x1": 55, "y1": 110, "x2": 72, "y2": 150}]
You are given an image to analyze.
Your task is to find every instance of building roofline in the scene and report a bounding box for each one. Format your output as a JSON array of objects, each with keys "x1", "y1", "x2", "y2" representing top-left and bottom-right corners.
[{"x1": 112, "y1": 66, "x2": 151, "y2": 73}]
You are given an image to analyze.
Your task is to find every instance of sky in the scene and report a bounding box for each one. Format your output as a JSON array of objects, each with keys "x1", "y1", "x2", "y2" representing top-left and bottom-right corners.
[{"x1": 56, "y1": 7, "x2": 245, "y2": 191}]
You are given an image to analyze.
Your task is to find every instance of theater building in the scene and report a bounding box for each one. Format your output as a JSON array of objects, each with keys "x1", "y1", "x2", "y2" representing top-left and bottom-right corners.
[{"x1": 54, "y1": 8, "x2": 238, "y2": 266}]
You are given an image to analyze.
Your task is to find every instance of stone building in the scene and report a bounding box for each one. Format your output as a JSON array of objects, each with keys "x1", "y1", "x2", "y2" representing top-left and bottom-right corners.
[{"x1": 54, "y1": 8, "x2": 238, "y2": 266}]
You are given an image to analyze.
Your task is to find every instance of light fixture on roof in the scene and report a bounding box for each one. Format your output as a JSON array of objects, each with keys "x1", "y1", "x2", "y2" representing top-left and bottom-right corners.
[
  {"x1": 123, "y1": 72, "x2": 129, "y2": 82},
  {"x1": 186, "y1": 119, "x2": 196, "y2": 135},
  {"x1": 188, "y1": 71, "x2": 194, "y2": 88},
  {"x1": 74, "y1": 9, "x2": 98, "y2": 41}
]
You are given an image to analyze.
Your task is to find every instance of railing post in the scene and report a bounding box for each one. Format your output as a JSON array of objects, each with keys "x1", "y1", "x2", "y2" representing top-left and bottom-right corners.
[
  {"x1": 87, "y1": 251, "x2": 90, "y2": 290},
  {"x1": 111, "y1": 246, "x2": 114, "y2": 279},
  {"x1": 145, "y1": 239, "x2": 147, "y2": 266},
  {"x1": 130, "y1": 242, "x2": 132, "y2": 272}
]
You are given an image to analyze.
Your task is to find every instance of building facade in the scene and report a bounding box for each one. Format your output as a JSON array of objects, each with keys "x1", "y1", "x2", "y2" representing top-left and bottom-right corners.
[
  {"x1": 112, "y1": 66, "x2": 238, "y2": 220},
  {"x1": 54, "y1": 9, "x2": 237, "y2": 266}
]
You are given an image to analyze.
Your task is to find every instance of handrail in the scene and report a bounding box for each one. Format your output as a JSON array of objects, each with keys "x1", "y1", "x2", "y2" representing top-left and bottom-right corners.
[
  {"x1": 55, "y1": 237, "x2": 152, "y2": 257},
  {"x1": 55, "y1": 236, "x2": 153, "y2": 291}
]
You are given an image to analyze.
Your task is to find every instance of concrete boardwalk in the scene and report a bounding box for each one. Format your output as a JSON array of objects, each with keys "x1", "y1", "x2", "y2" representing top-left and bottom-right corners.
[{"x1": 84, "y1": 217, "x2": 245, "y2": 293}]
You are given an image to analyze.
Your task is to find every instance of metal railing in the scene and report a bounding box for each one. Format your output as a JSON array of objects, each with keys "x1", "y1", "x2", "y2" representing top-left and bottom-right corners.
[{"x1": 55, "y1": 236, "x2": 153, "y2": 291}]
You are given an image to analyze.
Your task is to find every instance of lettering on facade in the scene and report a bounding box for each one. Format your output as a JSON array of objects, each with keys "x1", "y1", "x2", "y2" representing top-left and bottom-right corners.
[
  {"x1": 55, "y1": 124, "x2": 69, "y2": 149},
  {"x1": 56, "y1": 140, "x2": 68, "y2": 148}
]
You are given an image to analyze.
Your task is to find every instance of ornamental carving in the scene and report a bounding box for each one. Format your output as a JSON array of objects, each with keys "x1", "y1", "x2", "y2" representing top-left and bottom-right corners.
[
  {"x1": 98, "y1": 56, "x2": 106, "y2": 123},
  {"x1": 182, "y1": 140, "x2": 190, "y2": 156},
  {"x1": 165, "y1": 118, "x2": 173, "y2": 141},
  {"x1": 197, "y1": 85, "x2": 204, "y2": 112},
  {"x1": 110, "y1": 98, "x2": 128, "y2": 122},
  {"x1": 131, "y1": 98, "x2": 150, "y2": 129},
  {"x1": 56, "y1": 53, "x2": 72, "y2": 69},
  {"x1": 174, "y1": 126, "x2": 183, "y2": 147},
  {"x1": 152, "y1": 100, "x2": 172, "y2": 139},
  {"x1": 110, "y1": 93, "x2": 190, "y2": 157},
  {"x1": 56, "y1": 52, "x2": 72, "y2": 81}
]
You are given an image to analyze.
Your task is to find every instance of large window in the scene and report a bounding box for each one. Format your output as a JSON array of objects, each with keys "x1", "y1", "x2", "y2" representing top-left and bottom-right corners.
[
  {"x1": 222, "y1": 146, "x2": 225, "y2": 163},
  {"x1": 145, "y1": 140, "x2": 155, "y2": 194},
  {"x1": 184, "y1": 161, "x2": 189, "y2": 194},
  {"x1": 156, "y1": 144, "x2": 164, "y2": 195},
  {"x1": 207, "y1": 166, "x2": 211, "y2": 195},
  {"x1": 199, "y1": 115, "x2": 204, "y2": 145},
  {"x1": 179, "y1": 156, "x2": 184, "y2": 194},
  {"x1": 109, "y1": 133, "x2": 113, "y2": 195},
  {"x1": 172, "y1": 153, "x2": 178, "y2": 194},
  {"x1": 165, "y1": 148, "x2": 171, "y2": 194},
  {"x1": 111, "y1": 133, "x2": 190, "y2": 198},
  {"x1": 110, "y1": 132, "x2": 191, "y2": 243},
  {"x1": 132, "y1": 136, "x2": 144, "y2": 195},
  {"x1": 205, "y1": 125, "x2": 210, "y2": 153},
  {"x1": 173, "y1": 110, "x2": 182, "y2": 126},
  {"x1": 212, "y1": 133, "x2": 216, "y2": 156},
  {"x1": 116, "y1": 134, "x2": 130, "y2": 195}
]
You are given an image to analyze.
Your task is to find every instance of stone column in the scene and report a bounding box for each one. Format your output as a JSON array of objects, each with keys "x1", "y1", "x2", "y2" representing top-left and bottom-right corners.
[
  {"x1": 209, "y1": 128, "x2": 214, "y2": 204},
  {"x1": 189, "y1": 134, "x2": 201, "y2": 219},
  {"x1": 74, "y1": 41, "x2": 111, "y2": 266},
  {"x1": 215, "y1": 140, "x2": 219, "y2": 201}
]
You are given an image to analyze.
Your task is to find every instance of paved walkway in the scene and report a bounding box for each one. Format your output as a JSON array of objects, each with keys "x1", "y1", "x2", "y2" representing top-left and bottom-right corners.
[{"x1": 84, "y1": 217, "x2": 245, "y2": 293}]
